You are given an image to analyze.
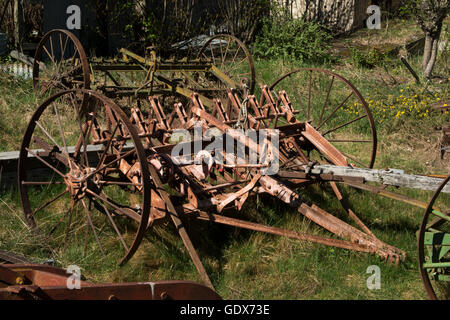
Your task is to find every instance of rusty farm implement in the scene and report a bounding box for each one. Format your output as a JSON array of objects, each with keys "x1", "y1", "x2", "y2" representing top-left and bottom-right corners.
[
  {"x1": 32, "y1": 29, "x2": 255, "y2": 107},
  {"x1": 0, "y1": 264, "x2": 220, "y2": 300},
  {"x1": 13, "y1": 30, "x2": 449, "y2": 299}
]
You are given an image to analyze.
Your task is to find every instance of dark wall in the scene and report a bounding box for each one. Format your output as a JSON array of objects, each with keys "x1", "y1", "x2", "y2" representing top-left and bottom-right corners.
[{"x1": 42, "y1": 0, "x2": 100, "y2": 54}]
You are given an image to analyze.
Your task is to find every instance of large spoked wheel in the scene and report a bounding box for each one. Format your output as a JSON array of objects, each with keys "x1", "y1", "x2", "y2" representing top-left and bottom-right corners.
[
  {"x1": 198, "y1": 34, "x2": 256, "y2": 95},
  {"x1": 418, "y1": 175, "x2": 450, "y2": 300},
  {"x1": 33, "y1": 29, "x2": 91, "y2": 97},
  {"x1": 18, "y1": 89, "x2": 151, "y2": 265},
  {"x1": 270, "y1": 68, "x2": 377, "y2": 169}
]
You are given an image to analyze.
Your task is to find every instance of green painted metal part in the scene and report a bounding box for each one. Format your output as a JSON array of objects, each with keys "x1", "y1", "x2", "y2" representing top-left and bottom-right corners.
[{"x1": 423, "y1": 231, "x2": 450, "y2": 281}]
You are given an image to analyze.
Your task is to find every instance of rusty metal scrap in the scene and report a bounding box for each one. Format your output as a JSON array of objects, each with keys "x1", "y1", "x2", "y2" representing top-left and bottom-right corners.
[{"x1": 0, "y1": 264, "x2": 221, "y2": 300}]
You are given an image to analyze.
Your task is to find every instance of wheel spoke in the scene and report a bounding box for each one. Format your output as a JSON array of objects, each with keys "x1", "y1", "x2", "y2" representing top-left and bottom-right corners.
[
  {"x1": 287, "y1": 75, "x2": 307, "y2": 118},
  {"x1": 42, "y1": 45, "x2": 55, "y2": 64},
  {"x1": 25, "y1": 148, "x2": 66, "y2": 178},
  {"x1": 317, "y1": 92, "x2": 353, "y2": 130},
  {"x1": 49, "y1": 35, "x2": 55, "y2": 64},
  {"x1": 328, "y1": 139, "x2": 372, "y2": 143},
  {"x1": 63, "y1": 200, "x2": 76, "y2": 245},
  {"x1": 69, "y1": 93, "x2": 91, "y2": 167},
  {"x1": 81, "y1": 199, "x2": 106, "y2": 258},
  {"x1": 53, "y1": 102, "x2": 72, "y2": 168},
  {"x1": 98, "y1": 180, "x2": 143, "y2": 187},
  {"x1": 98, "y1": 201, "x2": 129, "y2": 251},
  {"x1": 318, "y1": 76, "x2": 334, "y2": 127},
  {"x1": 34, "y1": 120, "x2": 64, "y2": 154},
  {"x1": 22, "y1": 181, "x2": 64, "y2": 185},
  {"x1": 85, "y1": 188, "x2": 140, "y2": 223},
  {"x1": 340, "y1": 151, "x2": 368, "y2": 168},
  {"x1": 84, "y1": 149, "x2": 136, "y2": 181},
  {"x1": 322, "y1": 114, "x2": 368, "y2": 136},
  {"x1": 95, "y1": 122, "x2": 120, "y2": 171},
  {"x1": 31, "y1": 190, "x2": 68, "y2": 216},
  {"x1": 307, "y1": 70, "x2": 312, "y2": 121},
  {"x1": 209, "y1": 43, "x2": 216, "y2": 66},
  {"x1": 48, "y1": 205, "x2": 72, "y2": 236}
]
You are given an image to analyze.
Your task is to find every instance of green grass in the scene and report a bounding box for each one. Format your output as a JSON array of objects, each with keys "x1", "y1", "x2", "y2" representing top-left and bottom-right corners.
[{"x1": 0, "y1": 18, "x2": 449, "y2": 299}]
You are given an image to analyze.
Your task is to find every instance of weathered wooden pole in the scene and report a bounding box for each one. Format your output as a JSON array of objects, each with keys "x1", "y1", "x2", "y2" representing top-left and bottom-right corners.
[{"x1": 13, "y1": 0, "x2": 22, "y2": 49}]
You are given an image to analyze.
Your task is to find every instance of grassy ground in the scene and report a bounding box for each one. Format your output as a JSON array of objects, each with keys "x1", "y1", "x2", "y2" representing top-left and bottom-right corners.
[{"x1": 0, "y1": 18, "x2": 449, "y2": 299}]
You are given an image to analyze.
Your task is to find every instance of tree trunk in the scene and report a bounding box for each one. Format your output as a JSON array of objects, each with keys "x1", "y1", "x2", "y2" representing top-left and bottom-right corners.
[
  {"x1": 13, "y1": 0, "x2": 21, "y2": 49},
  {"x1": 422, "y1": 33, "x2": 432, "y2": 69},
  {"x1": 424, "y1": 35, "x2": 440, "y2": 79}
]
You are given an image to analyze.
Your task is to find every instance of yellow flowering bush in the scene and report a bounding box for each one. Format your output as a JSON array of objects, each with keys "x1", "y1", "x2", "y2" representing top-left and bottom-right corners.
[{"x1": 343, "y1": 85, "x2": 449, "y2": 125}]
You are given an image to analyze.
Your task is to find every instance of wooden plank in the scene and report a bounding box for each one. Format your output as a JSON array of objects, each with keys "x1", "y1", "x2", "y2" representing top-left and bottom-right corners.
[
  {"x1": 296, "y1": 164, "x2": 450, "y2": 194},
  {"x1": 0, "y1": 143, "x2": 134, "y2": 190}
]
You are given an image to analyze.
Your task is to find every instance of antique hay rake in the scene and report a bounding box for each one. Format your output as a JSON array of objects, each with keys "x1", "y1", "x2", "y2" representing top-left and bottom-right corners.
[
  {"x1": 32, "y1": 29, "x2": 255, "y2": 107},
  {"x1": 16, "y1": 30, "x2": 449, "y2": 298}
]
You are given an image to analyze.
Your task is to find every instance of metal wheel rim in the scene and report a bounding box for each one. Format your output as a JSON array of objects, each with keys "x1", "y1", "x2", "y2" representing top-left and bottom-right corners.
[
  {"x1": 33, "y1": 29, "x2": 91, "y2": 95},
  {"x1": 270, "y1": 68, "x2": 377, "y2": 169},
  {"x1": 18, "y1": 89, "x2": 151, "y2": 266},
  {"x1": 418, "y1": 175, "x2": 450, "y2": 300},
  {"x1": 198, "y1": 34, "x2": 256, "y2": 95}
]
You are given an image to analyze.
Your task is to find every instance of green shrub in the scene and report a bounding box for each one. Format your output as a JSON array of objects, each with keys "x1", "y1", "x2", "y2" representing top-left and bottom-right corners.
[
  {"x1": 350, "y1": 47, "x2": 386, "y2": 69},
  {"x1": 252, "y1": 9, "x2": 332, "y2": 62}
]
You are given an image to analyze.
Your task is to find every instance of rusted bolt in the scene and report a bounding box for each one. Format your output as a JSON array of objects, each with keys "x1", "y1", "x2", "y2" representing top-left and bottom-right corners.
[
  {"x1": 15, "y1": 277, "x2": 25, "y2": 285},
  {"x1": 160, "y1": 291, "x2": 169, "y2": 300}
]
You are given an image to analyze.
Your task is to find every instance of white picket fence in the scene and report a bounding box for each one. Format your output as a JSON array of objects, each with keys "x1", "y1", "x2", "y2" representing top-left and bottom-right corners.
[{"x1": 1, "y1": 62, "x2": 33, "y2": 80}]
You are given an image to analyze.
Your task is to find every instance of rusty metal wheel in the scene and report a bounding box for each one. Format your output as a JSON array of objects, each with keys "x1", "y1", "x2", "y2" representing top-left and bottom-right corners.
[
  {"x1": 270, "y1": 68, "x2": 377, "y2": 169},
  {"x1": 198, "y1": 34, "x2": 255, "y2": 95},
  {"x1": 18, "y1": 89, "x2": 151, "y2": 265},
  {"x1": 33, "y1": 29, "x2": 91, "y2": 97},
  {"x1": 418, "y1": 175, "x2": 450, "y2": 300}
]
